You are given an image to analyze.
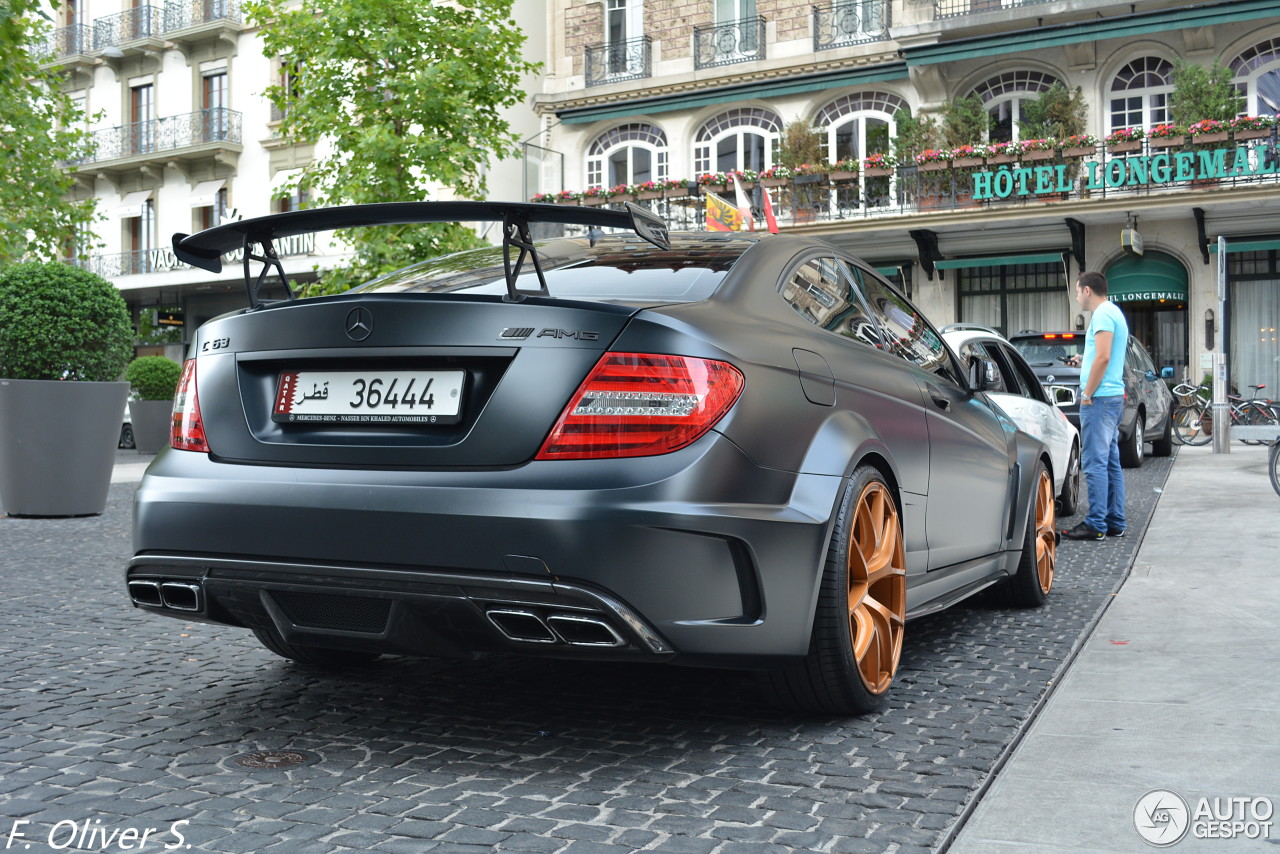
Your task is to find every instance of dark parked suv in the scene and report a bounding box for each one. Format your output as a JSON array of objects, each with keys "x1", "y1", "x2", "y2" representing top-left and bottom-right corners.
[{"x1": 1009, "y1": 331, "x2": 1173, "y2": 467}]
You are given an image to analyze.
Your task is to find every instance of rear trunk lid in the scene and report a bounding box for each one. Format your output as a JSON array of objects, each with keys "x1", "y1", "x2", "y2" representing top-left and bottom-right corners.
[{"x1": 193, "y1": 294, "x2": 637, "y2": 468}]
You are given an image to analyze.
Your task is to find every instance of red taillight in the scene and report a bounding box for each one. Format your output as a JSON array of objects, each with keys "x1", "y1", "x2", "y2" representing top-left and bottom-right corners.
[
  {"x1": 171, "y1": 359, "x2": 209, "y2": 452},
  {"x1": 535, "y1": 353, "x2": 744, "y2": 460}
]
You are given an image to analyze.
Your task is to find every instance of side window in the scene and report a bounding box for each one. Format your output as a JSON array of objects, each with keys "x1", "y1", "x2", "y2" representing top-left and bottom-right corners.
[
  {"x1": 780, "y1": 257, "x2": 879, "y2": 348},
  {"x1": 855, "y1": 268, "x2": 958, "y2": 382},
  {"x1": 1001, "y1": 344, "x2": 1050, "y2": 402},
  {"x1": 980, "y1": 342, "x2": 1022, "y2": 395}
]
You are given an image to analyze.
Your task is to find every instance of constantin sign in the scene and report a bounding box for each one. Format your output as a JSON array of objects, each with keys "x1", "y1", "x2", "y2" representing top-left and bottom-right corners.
[{"x1": 972, "y1": 146, "x2": 1278, "y2": 201}]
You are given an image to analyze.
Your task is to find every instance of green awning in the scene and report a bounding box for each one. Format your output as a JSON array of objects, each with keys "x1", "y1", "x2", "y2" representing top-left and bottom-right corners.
[
  {"x1": 935, "y1": 252, "x2": 1063, "y2": 270},
  {"x1": 558, "y1": 63, "x2": 908, "y2": 124},
  {"x1": 875, "y1": 265, "x2": 903, "y2": 277},
  {"x1": 907, "y1": 0, "x2": 1277, "y2": 67},
  {"x1": 1207, "y1": 239, "x2": 1280, "y2": 254},
  {"x1": 1104, "y1": 250, "x2": 1188, "y2": 305}
]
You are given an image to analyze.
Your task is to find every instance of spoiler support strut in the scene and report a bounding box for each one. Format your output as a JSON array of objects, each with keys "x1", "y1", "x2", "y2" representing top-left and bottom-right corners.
[{"x1": 242, "y1": 232, "x2": 293, "y2": 308}]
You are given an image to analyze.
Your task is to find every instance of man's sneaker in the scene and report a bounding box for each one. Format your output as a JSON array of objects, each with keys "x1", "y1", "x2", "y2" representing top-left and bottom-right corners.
[
  {"x1": 1107, "y1": 527, "x2": 1127, "y2": 538},
  {"x1": 1061, "y1": 523, "x2": 1105, "y2": 541}
]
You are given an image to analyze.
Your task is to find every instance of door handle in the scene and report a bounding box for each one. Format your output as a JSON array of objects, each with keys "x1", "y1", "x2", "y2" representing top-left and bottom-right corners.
[{"x1": 926, "y1": 384, "x2": 950, "y2": 411}]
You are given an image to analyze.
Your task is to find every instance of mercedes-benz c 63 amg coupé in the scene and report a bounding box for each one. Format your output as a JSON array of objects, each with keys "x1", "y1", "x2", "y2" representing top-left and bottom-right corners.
[{"x1": 128, "y1": 202, "x2": 1057, "y2": 715}]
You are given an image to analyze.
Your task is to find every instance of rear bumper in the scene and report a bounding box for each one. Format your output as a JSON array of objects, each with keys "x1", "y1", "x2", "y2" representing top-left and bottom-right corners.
[{"x1": 129, "y1": 434, "x2": 843, "y2": 665}]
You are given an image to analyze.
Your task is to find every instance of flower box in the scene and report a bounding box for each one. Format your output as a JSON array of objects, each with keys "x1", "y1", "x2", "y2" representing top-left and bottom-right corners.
[
  {"x1": 761, "y1": 177, "x2": 788, "y2": 187},
  {"x1": 583, "y1": 195, "x2": 608, "y2": 206},
  {"x1": 988, "y1": 153, "x2": 1017, "y2": 164},
  {"x1": 829, "y1": 170, "x2": 857, "y2": 181},
  {"x1": 1192, "y1": 132, "x2": 1230, "y2": 144},
  {"x1": 637, "y1": 190, "x2": 662, "y2": 200},
  {"x1": 1234, "y1": 128, "x2": 1273, "y2": 141},
  {"x1": 1062, "y1": 146, "x2": 1096, "y2": 158},
  {"x1": 952, "y1": 156, "x2": 985, "y2": 168},
  {"x1": 794, "y1": 173, "x2": 825, "y2": 185},
  {"x1": 862, "y1": 167, "x2": 892, "y2": 178},
  {"x1": 1106, "y1": 140, "x2": 1142, "y2": 153},
  {"x1": 735, "y1": 181, "x2": 756, "y2": 191},
  {"x1": 1148, "y1": 135, "x2": 1185, "y2": 148},
  {"x1": 555, "y1": 197, "x2": 580, "y2": 205},
  {"x1": 918, "y1": 160, "x2": 951, "y2": 172},
  {"x1": 1020, "y1": 149, "x2": 1054, "y2": 162}
]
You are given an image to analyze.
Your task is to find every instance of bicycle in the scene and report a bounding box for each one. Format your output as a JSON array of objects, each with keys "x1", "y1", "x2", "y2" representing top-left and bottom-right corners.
[
  {"x1": 1170, "y1": 382, "x2": 1280, "y2": 446},
  {"x1": 1272, "y1": 435, "x2": 1280, "y2": 497}
]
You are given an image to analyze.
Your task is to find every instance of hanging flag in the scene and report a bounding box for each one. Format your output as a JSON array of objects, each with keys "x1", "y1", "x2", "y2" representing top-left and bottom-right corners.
[
  {"x1": 732, "y1": 176, "x2": 754, "y2": 231},
  {"x1": 761, "y1": 185, "x2": 779, "y2": 234},
  {"x1": 705, "y1": 192, "x2": 741, "y2": 232}
]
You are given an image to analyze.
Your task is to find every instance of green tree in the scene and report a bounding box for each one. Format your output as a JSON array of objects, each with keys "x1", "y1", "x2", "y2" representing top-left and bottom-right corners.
[
  {"x1": 1169, "y1": 60, "x2": 1246, "y2": 126},
  {"x1": 891, "y1": 111, "x2": 941, "y2": 165},
  {"x1": 940, "y1": 95, "x2": 989, "y2": 148},
  {"x1": 243, "y1": 0, "x2": 540, "y2": 295},
  {"x1": 1020, "y1": 83, "x2": 1088, "y2": 140},
  {"x1": 0, "y1": 0, "x2": 98, "y2": 264},
  {"x1": 777, "y1": 118, "x2": 825, "y2": 169}
]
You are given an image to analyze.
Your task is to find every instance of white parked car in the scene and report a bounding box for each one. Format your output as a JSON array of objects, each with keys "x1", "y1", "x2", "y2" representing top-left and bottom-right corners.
[{"x1": 942, "y1": 325, "x2": 1081, "y2": 515}]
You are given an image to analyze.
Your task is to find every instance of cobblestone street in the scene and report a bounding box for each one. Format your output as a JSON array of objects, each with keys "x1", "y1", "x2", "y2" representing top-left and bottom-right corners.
[{"x1": 0, "y1": 455, "x2": 1173, "y2": 854}]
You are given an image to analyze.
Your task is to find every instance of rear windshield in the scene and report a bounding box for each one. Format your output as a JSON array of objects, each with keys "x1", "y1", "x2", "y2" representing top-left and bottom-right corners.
[
  {"x1": 1011, "y1": 335, "x2": 1085, "y2": 367},
  {"x1": 352, "y1": 234, "x2": 755, "y2": 303}
]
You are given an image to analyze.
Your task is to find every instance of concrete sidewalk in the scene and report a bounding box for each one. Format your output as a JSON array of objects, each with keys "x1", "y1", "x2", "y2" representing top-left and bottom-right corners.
[{"x1": 948, "y1": 442, "x2": 1280, "y2": 853}]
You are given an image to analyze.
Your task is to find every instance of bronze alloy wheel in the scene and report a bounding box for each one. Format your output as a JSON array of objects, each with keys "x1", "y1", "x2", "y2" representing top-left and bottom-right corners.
[
  {"x1": 1032, "y1": 467, "x2": 1056, "y2": 595},
  {"x1": 847, "y1": 479, "x2": 907, "y2": 695},
  {"x1": 1008, "y1": 460, "x2": 1056, "y2": 608}
]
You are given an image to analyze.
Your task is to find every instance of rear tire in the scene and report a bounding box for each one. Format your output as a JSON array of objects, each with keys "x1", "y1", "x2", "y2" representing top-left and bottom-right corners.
[
  {"x1": 252, "y1": 627, "x2": 381, "y2": 668},
  {"x1": 1007, "y1": 462, "x2": 1056, "y2": 608},
  {"x1": 761, "y1": 466, "x2": 906, "y2": 715},
  {"x1": 1150, "y1": 411, "x2": 1174, "y2": 457},
  {"x1": 1119, "y1": 413, "x2": 1145, "y2": 468},
  {"x1": 1057, "y1": 444, "x2": 1080, "y2": 516},
  {"x1": 119, "y1": 424, "x2": 135, "y2": 450}
]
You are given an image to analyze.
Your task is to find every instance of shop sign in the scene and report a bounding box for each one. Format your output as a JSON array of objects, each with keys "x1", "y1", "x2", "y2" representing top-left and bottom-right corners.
[
  {"x1": 143, "y1": 232, "x2": 317, "y2": 273},
  {"x1": 1110, "y1": 290, "x2": 1182, "y2": 303},
  {"x1": 972, "y1": 146, "x2": 1279, "y2": 201}
]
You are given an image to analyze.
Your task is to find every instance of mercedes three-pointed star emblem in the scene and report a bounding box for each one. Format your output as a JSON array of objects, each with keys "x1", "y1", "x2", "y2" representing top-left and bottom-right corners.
[{"x1": 345, "y1": 307, "x2": 373, "y2": 341}]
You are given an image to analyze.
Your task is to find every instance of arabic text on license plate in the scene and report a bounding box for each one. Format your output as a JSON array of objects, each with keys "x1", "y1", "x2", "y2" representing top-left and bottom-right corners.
[{"x1": 273, "y1": 370, "x2": 464, "y2": 424}]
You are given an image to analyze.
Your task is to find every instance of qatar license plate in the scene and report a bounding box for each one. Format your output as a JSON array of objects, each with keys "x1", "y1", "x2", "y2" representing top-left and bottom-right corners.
[{"x1": 273, "y1": 370, "x2": 465, "y2": 424}]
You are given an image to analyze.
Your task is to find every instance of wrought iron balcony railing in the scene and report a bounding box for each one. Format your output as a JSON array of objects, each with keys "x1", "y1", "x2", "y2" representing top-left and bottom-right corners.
[
  {"x1": 935, "y1": 0, "x2": 1053, "y2": 19},
  {"x1": 74, "y1": 108, "x2": 242, "y2": 167},
  {"x1": 94, "y1": 5, "x2": 163, "y2": 50},
  {"x1": 37, "y1": 24, "x2": 91, "y2": 61},
  {"x1": 814, "y1": 1, "x2": 891, "y2": 50},
  {"x1": 693, "y1": 16, "x2": 766, "y2": 69},
  {"x1": 585, "y1": 36, "x2": 652, "y2": 87},
  {"x1": 163, "y1": 0, "x2": 243, "y2": 31}
]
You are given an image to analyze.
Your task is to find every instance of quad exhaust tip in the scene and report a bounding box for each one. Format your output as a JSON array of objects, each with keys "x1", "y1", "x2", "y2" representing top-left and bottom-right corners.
[
  {"x1": 129, "y1": 579, "x2": 202, "y2": 612},
  {"x1": 486, "y1": 609, "x2": 625, "y2": 648}
]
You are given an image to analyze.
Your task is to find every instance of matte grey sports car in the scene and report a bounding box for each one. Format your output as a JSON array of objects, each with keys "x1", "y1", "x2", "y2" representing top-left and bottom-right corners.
[{"x1": 128, "y1": 202, "x2": 1057, "y2": 715}]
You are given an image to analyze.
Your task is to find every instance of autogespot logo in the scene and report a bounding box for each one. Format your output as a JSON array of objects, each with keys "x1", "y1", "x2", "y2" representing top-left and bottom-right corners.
[{"x1": 1135, "y1": 790, "x2": 1191, "y2": 847}]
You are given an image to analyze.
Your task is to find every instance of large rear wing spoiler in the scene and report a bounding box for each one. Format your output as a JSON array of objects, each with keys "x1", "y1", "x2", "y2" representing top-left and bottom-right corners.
[{"x1": 171, "y1": 201, "x2": 672, "y2": 309}]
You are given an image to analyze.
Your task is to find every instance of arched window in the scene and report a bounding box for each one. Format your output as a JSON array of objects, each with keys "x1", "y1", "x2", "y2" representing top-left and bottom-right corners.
[
  {"x1": 1109, "y1": 57, "x2": 1173, "y2": 132},
  {"x1": 1231, "y1": 38, "x2": 1280, "y2": 116},
  {"x1": 586, "y1": 123, "x2": 668, "y2": 188},
  {"x1": 816, "y1": 91, "x2": 906, "y2": 164},
  {"x1": 693, "y1": 107, "x2": 781, "y2": 175},
  {"x1": 969, "y1": 70, "x2": 1060, "y2": 142}
]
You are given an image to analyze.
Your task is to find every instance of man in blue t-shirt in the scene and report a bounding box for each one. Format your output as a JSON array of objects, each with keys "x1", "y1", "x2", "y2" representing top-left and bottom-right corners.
[{"x1": 1062, "y1": 271, "x2": 1129, "y2": 540}]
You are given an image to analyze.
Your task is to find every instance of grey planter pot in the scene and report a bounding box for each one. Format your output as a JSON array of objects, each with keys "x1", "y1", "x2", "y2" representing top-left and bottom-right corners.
[
  {"x1": 0, "y1": 379, "x2": 130, "y2": 517},
  {"x1": 129, "y1": 399, "x2": 173, "y2": 454}
]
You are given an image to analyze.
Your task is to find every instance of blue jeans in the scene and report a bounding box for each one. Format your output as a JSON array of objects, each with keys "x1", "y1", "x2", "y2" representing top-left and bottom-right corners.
[{"x1": 1080, "y1": 394, "x2": 1126, "y2": 533}]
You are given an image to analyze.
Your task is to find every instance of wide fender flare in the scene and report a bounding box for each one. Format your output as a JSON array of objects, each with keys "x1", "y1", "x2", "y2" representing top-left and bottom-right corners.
[
  {"x1": 787, "y1": 408, "x2": 909, "y2": 631},
  {"x1": 1009, "y1": 431, "x2": 1054, "y2": 550}
]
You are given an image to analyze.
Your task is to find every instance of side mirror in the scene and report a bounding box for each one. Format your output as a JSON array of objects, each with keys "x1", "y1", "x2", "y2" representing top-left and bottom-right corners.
[
  {"x1": 968, "y1": 358, "x2": 990, "y2": 392},
  {"x1": 1160, "y1": 366, "x2": 1175, "y2": 379},
  {"x1": 1047, "y1": 384, "x2": 1077, "y2": 407}
]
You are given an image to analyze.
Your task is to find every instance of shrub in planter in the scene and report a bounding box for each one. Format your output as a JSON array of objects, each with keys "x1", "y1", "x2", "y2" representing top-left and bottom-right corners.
[
  {"x1": 0, "y1": 262, "x2": 133, "y2": 382},
  {"x1": 125, "y1": 356, "x2": 182, "y2": 453},
  {"x1": 0, "y1": 262, "x2": 133, "y2": 516},
  {"x1": 126, "y1": 356, "x2": 182, "y2": 400}
]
